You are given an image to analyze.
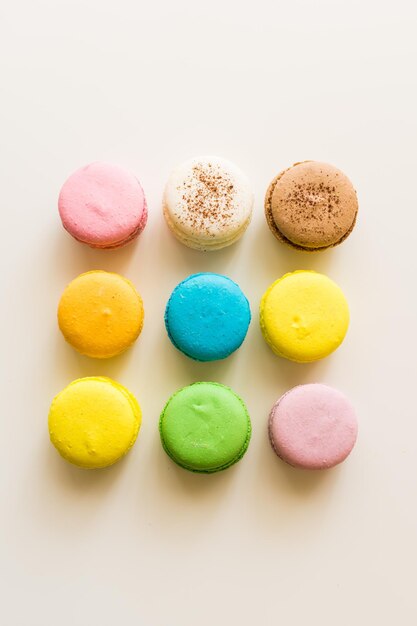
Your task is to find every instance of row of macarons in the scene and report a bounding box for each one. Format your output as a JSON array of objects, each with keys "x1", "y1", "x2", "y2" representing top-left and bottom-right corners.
[
  {"x1": 58, "y1": 269, "x2": 350, "y2": 363},
  {"x1": 58, "y1": 158, "x2": 358, "y2": 252},
  {"x1": 49, "y1": 378, "x2": 358, "y2": 472}
]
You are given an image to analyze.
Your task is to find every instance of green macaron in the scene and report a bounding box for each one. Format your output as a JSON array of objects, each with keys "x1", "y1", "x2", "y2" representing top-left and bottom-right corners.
[{"x1": 159, "y1": 382, "x2": 252, "y2": 473}]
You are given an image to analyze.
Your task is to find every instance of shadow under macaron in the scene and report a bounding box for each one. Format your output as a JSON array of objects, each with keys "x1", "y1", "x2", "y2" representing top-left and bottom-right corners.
[
  {"x1": 51, "y1": 324, "x2": 141, "y2": 385},
  {"x1": 36, "y1": 432, "x2": 132, "y2": 534},
  {"x1": 157, "y1": 319, "x2": 246, "y2": 387},
  {"x1": 130, "y1": 427, "x2": 242, "y2": 542},
  {"x1": 156, "y1": 209, "x2": 251, "y2": 277},
  {"x1": 252, "y1": 214, "x2": 339, "y2": 279},
  {"x1": 242, "y1": 421, "x2": 348, "y2": 535},
  {"x1": 53, "y1": 222, "x2": 146, "y2": 279}
]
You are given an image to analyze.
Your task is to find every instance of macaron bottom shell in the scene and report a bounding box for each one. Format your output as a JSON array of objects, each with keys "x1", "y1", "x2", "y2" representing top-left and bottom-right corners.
[{"x1": 159, "y1": 382, "x2": 251, "y2": 473}]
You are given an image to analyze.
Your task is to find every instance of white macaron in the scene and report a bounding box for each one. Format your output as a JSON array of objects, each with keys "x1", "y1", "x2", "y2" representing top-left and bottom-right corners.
[{"x1": 163, "y1": 156, "x2": 254, "y2": 251}]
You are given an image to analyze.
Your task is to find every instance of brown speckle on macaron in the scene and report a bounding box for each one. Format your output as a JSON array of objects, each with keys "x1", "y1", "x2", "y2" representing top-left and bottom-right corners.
[{"x1": 178, "y1": 162, "x2": 237, "y2": 235}]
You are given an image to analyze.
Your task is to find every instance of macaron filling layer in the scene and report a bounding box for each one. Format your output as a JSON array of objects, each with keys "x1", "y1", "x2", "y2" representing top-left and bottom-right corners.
[
  {"x1": 159, "y1": 382, "x2": 251, "y2": 473},
  {"x1": 165, "y1": 273, "x2": 251, "y2": 361}
]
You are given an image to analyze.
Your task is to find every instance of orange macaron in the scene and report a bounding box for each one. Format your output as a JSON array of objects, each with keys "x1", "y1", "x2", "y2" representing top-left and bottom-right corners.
[{"x1": 58, "y1": 270, "x2": 144, "y2": 358}]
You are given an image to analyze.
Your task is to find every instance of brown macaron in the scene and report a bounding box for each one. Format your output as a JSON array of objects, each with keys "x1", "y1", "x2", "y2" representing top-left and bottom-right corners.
[{"x1": 265, "y1": 161, "x2": 358, "y2": 251}]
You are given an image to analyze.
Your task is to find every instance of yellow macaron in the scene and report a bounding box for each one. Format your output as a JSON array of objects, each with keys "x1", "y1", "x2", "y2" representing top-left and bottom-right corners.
[
  {"x1": 58, "y1": 270, "x2": 144, "y2": 358},
  {"x1": 260, "y1": 270, "x2": 349, "y2": 362},
  {"x1": 48, "y1": 377, "x2": 141, "y2": 469}
]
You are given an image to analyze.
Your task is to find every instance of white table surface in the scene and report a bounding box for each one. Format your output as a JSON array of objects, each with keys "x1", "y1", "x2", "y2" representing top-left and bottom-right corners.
[{"x1": 1, "y1": 1, "x2": 417, "y2": 624}]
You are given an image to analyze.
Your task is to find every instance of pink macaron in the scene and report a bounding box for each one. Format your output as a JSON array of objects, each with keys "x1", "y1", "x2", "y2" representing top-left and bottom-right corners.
[
  {"x1": 58, "y1": 162, "x2": 148, "y2": 248},
  {"x1": 268, "y1": 384, "x2": 358, "y2": 470}
]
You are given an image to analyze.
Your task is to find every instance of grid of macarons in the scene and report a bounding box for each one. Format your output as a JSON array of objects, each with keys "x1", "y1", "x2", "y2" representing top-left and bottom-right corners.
[{"x1": 49, "y1": 158, "x2": 359, "y2": 473}]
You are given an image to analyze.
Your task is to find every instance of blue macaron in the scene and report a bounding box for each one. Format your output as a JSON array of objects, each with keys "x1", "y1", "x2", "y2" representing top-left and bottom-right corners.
[{"x1": 164, "y1": 273, "x2": 251, "y2": 361}]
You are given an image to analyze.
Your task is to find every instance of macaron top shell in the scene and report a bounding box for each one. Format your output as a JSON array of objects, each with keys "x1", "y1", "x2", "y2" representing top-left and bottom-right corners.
[
  {"x1": 260, "y1": 271, "x2": 349, "y2": 362},
  {"x1": 163, "y1": 156, "x2": 253, "y2": 250},
  {"x1": 265, "y1": 161, "x2": 358, "y2": 250},
  {"x1": 269, "y1": 384, "x2": 358, "y2": 469},
  {"x1": 165, "y1": 273, "x2": 251, "y2": 361},
  {"x1": 48, "y1": 377, "x2": 141, "y2": 469},
  {"x1": 58, "y1": 162, "x2": 147, "y2": 248},
  {"x1": 58, "y1": 270, "x2": 144, "y2": 358},
  {"x1": 159, "y1": 382, "x2": 251, "y2": 473}
]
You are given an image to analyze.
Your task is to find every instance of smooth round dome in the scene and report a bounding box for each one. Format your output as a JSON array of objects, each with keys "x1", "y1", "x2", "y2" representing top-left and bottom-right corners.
[
  {"x1": 163, "y1": 156, "x2": 253, "y2": 250},
  {"x1": 159, "y1": 382, "x2": 251, "y2": 473},
  {"x1": 260, "y1": 271, "x2": 349, "y2": 362},
  {"x1": 58, "y1": 162, "x2": 148, "y2": 248},
  {"x1": 58, "y1": 271, "x2": 144, "y2": 358},
  {"x1": 268, "y1": 384, "x2": 358, "y2": 469},
  {"x1": 165, "y1": 273, "x2": 251, "y2": 361},
  {"x1": 48, "y1": 377, "x2": 141, "y2": 469},
  {"x1": 265, "y1": 161, "x2": 358, "y2": 251}
]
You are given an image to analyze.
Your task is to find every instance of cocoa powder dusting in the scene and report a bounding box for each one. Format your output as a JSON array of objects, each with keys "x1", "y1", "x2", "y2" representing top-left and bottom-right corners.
[
  {"x1": 177, "y1": 162, "x2": 237, "y2": 232},
  {"x1": 286, "y1": 181, "x2": 342, "y2": 224}
]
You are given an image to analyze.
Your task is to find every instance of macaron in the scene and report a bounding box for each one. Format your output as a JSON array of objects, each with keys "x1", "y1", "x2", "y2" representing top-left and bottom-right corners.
[
  {"x1": 163, "y1": 156, "x2": 253, "y2": 250},
  {"x1": 159, "y1": 382, "x2": 251, "y2": 473},
  {"x1": 48, "y1": 377, "x2": 141, "y2": 469},
  {"x1": 268, "y1": 384, "x2": 358, "y2": 469},
  {"x1": 58, "y1": 162, "x2": 148, "y2": 248},
  {"x1": 265, "y1": 161, "x2": 358, "y2": 251},
  {"x1": 260, "y1": 270, "x2": 349, "y2": 362},
  {"x1": 165, "y1": 273, "x2": 251, "y2": 361},
  {"x1": 58, "y1": 270, "x2": 144, "y2": 358}
]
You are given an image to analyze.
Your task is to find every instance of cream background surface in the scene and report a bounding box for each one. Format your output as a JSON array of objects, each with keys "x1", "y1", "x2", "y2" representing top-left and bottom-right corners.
[{"x1": 1, "y1": 1, "x2": 416, "y2": 624}]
